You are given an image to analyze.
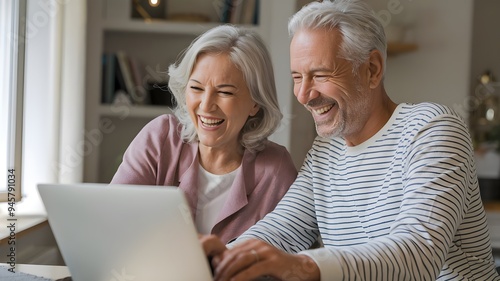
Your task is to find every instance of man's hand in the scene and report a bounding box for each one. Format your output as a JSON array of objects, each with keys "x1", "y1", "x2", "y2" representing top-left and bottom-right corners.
[
  {"x1": 200, "y1": 234, "x2": 228, "y2": 258},
  {"x1": 210, "y1": 238, "x2": 320, "y2": 281}
]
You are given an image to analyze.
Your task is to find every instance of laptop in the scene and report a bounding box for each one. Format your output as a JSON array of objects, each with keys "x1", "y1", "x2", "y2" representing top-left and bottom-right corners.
[{"x1": 38, "y1": 183, "x2": 213, "y2": 281}]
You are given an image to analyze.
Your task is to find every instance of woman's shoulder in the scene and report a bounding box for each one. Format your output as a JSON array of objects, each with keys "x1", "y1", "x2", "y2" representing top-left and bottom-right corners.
[
  {"x1": 251, "y1": 140, "x2": 297, "y2": 185},
  {"x1": 259, "y1": 140, "x2": 290, "y2": 156},
  {"x1": 254, "y1": 140, "x2": 296, "y2": 171},
  {"x1": 132, "y1": 114, "x2": 184, "y2": 146},
  {"x1": 139, "y1": 114, "x2": 180, "y2": 136},
  {"x1": 145, "y1": 114, "x2": 181, "y2": 129}
]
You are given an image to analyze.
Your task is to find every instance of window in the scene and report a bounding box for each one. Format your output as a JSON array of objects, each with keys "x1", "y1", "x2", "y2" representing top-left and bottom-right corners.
[
  {"x1": 0, "y1": 0, "x2": 26, "y2": 202},
  {"x1": 0, "y1": 0, "x2": 86, "y2": 214}
]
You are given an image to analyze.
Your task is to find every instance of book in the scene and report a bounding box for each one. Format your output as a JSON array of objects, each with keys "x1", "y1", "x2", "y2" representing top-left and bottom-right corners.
[
  {"x1": 114, "y1": 53, "x2": 127, "y2": 101},
  {"x1": 240, "y1": 0, "x2": 257, "y2": 25},
  {"x1": 115, "y1": 51, "x2": 133, "y2": 95},
  {"x1": 101, "y1": 54, "x2": 107, "y2": 103},
  {"x1": 128, "y1": 56, "x2": 148, "y2": 104},
  {"x1": 101, "y1": 53, "x2": 116, "y2": 104},
  {"x1": 116, "y1": 51, "x2": 143, "y2": 104},
  {"x1": 229, "y1": 0, "x2": 243, "y2": 24},
  {"x1": 221, "y1": 0, "x2": 233, "y2": 23},
  {"x1": 252, "y1": 0, "x2": 259, "y2": 25}
]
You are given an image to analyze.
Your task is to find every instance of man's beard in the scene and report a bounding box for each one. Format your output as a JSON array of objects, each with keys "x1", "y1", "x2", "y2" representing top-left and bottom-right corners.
[{"x1": 313, "y1": 80, "x2": 370, "y2": 139}]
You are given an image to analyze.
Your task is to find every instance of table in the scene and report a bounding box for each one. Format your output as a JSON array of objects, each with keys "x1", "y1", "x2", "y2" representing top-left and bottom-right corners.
[{"x1": 1, "y1": 264, "x2": 70, "y2": 280}]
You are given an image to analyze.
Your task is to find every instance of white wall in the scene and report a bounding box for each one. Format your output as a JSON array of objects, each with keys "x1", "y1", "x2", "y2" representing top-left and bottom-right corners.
[
  {"x1": 288, "y1": 0, "x2": 475, "y2": 167},
  {"x1": 369, "y1": 0, "x2": 474, "y2": 121},
  {"x1": 261, "y1": 0, "x2": 297, "y2": 152}
]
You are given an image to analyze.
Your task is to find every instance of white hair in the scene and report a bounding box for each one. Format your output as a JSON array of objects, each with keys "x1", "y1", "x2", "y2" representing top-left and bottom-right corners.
[
  {"x1": 289, "y1": 0, "x2": 387, "y2": 74},
  {"x1": 168, "y1": 25, "x2": 282, "y2": 152}
]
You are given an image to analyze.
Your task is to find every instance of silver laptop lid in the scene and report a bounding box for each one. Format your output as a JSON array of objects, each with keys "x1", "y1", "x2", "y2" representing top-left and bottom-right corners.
[{"x1": 38, "y1": 183, "x2": 213, "y2": 281}]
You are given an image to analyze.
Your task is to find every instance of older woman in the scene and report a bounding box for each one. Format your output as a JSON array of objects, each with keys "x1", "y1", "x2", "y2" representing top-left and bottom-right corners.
[{"x1": 111, "y1": 25, "x2": 297, "y2": 244}]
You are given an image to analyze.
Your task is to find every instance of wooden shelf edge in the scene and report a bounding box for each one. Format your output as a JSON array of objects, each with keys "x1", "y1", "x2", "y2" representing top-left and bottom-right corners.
[
  {"x1": 98, "y1": 104, "x2": 172, "y2": 118},
  {"x1": 103, "y1": 20, "x2": 218, "y2": 35},
  {"x1": 484, "y1": 201, "x2": 500, "y2": 212},
  {"x1": 387, "y1": 42, "x2": 418, "y2": 56},
  {"x1": 103, "y1": 20, "x2": 259, "y2": 35}
]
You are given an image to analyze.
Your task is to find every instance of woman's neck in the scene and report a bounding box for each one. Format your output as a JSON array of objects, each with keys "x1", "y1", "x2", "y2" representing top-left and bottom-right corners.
[{"x1": 198, "y1": 144, "x2": 244, "y2": 175}]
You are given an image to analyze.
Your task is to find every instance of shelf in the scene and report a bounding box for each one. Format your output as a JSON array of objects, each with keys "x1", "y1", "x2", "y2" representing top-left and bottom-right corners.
[
  {"x1": 85, "y1": 0, "x2": 297, "y2": 183},
  {"x1": 485, "y1": 201, "x2": 500, "y2": 212},
  {"x1": 98, "y1": 105, "x2": 172, "y2": 118},
  {"x1": 387, "y1": 42, "x2": 418, "y2": 56},
  {"x1": 103, "y1": 20, "x2": 258, "y2": 35}
]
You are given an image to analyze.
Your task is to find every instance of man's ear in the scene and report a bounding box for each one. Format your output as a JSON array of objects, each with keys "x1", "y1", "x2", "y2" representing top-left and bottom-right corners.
[{"x1": 368, "y1": 49, "x2": 384, "y2": 89}]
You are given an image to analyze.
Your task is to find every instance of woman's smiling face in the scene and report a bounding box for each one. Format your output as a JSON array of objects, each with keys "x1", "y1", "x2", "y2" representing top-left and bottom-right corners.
[{"x1": 186, "y1": 53, "x2": 260, "y2": 151}]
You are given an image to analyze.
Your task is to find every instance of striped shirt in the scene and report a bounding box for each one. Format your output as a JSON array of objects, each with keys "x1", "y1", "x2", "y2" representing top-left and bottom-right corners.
[{"x1": 239, "y1": 103, "x2": 500, "y2": 280}]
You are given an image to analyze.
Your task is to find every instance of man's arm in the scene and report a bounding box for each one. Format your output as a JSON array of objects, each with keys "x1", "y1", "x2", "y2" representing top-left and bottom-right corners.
[{"x1": 236, "y1": 150, "x2": 321, "y2": 253}]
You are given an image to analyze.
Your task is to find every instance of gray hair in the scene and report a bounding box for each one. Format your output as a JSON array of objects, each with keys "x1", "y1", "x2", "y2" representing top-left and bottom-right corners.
[
  {"x1": 288, "y1": 0, "x2": 387, "y2": 74},
  {"x1": 168, "y1": 25, "x2": 282, "y2": 152}
]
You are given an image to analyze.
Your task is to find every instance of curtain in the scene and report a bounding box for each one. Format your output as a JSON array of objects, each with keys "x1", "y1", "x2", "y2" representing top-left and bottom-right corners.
[{"x1": 20, "y1": 0, "x2": 86, "y2": 215}]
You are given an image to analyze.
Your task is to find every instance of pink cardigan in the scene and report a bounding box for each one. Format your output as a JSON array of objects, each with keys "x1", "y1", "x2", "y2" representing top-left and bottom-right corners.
[{"x1": 111, "y1": 115, "x2": 297, "y2": 243}]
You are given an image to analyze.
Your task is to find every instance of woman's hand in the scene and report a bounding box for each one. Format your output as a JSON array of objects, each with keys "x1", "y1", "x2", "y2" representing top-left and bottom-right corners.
[
  {"x1": 200, "y1": 234, "x2": 228, "y2": 258},
  {"x1": 211, "y1": 238, "x2": 320, "y2": 281}
]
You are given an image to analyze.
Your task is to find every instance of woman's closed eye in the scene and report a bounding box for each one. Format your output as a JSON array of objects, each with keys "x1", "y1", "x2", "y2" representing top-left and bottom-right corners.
[
  {"x1": 218, "y1": 91, "x2": 234, "y2": 96},
  {"x1": 190, "y1": 86, "x2": 203, "y2": 91}
]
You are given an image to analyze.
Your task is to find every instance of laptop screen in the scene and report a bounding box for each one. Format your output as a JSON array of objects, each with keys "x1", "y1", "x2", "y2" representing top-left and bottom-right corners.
[{"x1": 38, "y1": 183, "x2": 213, "y2": 281}]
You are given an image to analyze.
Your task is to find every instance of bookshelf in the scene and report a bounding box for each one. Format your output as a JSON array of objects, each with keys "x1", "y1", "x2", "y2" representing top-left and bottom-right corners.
[{"x1": 84, "y1": 0, "x2": 301, "y2": 183}]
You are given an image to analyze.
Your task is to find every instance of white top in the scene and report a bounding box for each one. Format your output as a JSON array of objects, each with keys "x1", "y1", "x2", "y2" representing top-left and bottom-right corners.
[
  {"x1": 195, "y1": 164, "x2": 238, "y2": 234},
  {"x1": 238, "y1": 103, "x2": 500, "y2": 281}
]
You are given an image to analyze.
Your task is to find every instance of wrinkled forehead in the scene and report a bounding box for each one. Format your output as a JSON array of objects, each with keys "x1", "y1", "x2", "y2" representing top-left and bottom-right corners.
[{"x1": 290, "y1": 28, "x2": 347, "y2": 71}]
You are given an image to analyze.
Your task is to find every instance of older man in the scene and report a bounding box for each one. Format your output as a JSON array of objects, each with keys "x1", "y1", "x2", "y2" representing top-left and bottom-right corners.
[{"x1": 202, "y1": 1, "x2": 500, "y2": 280}]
